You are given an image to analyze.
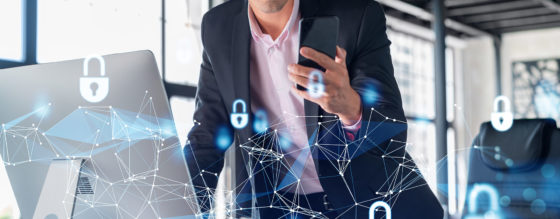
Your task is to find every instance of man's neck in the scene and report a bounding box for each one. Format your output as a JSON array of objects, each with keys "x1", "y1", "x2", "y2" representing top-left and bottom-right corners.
[{"x1": 250, "y1": 0, "x2": 294, "y2": 41}]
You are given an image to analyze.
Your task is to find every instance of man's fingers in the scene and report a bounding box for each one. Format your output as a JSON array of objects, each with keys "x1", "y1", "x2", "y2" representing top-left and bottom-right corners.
[
  {"x1": 288, "y1": 73, "x2": 309, "y2": 88},
  {"x1": 287, "y1": 64, "x2": 316, "y2": 78},
  {"x1": 335, "y1": 46, "x2": 347, "y2": 65},
  {"x1": 292, "y1": 85, "x2": 317, "y2": 103},
  {"x1": 300, "y1": 47, "x2": 337, "y2": 70}
]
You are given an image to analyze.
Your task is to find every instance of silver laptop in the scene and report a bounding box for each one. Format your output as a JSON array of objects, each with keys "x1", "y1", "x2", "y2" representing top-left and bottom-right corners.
[{"x1": 0, "y1": 50, "x2": 198, "y2": 218}]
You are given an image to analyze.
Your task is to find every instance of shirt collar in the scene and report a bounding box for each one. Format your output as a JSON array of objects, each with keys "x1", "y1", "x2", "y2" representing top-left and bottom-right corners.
[{"x1": 248, "y1": 0, "x2": 300, "y2": 47}]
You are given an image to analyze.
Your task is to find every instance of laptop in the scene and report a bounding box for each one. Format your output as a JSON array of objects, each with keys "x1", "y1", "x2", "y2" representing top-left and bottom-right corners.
[{"x1": 0, "y1": 50, "x2": 198, "y2": 218}]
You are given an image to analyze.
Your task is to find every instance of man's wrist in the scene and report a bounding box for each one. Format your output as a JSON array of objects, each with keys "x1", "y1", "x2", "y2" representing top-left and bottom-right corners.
[
  {"x1": 339, "y1": 109, "x2": 361, "y2": 126},
  {"x1": 338, "y1": 92, "x2": 362, "y2": 126}
]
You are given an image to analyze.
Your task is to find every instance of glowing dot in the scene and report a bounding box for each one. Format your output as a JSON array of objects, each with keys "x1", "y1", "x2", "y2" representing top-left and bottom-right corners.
[
  {"x1": 494, "y1": 154, "x2": 500, "y2": 160},
  {"x1": 523, "y1": 188, "x2": 537, "y2": 201},
  {"x1": 531, "y1": 199, "x2": 546, "y2": 215},
  {"x1": 505, "y1": 159, "x2": 514, "y2": 167},
  {"x1": 541, "y1": 164, "x2": 555, "y2": 178},
  {"x1": 500, "y1": 196, "x2": 511, "y2": 207}
]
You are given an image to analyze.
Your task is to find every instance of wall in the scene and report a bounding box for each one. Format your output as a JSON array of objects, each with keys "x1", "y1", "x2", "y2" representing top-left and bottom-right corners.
[
  {"x1": 454, "y1": 36, "x2": 497, "y2": 215},
  {"x1": 455, "y1": 27, "x2": 560, "y2": 215},
  {"x1": 457, "y1": 27, "x2": 560, "y2": 153},
  {"x1": 458, "y1": 37, "x2": 496, "y2": 149},
  {"x1": 501, "y1": 27, "x2": 560, "y2": 102}
]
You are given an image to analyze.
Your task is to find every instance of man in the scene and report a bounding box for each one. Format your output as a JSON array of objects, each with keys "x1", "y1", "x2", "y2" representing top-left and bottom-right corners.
[{"x1": 185, "y1": 0, "x2": 443, "y2": 218}]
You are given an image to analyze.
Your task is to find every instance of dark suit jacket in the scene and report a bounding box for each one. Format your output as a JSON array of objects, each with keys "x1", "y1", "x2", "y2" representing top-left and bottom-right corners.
[{"x1": 185, "y1": 0, "x2": 443, "y2": 218}]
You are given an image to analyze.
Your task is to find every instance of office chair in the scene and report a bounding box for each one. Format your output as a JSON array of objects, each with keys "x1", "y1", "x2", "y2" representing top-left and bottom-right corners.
[{"x1": 464, "y1": 119, "x2": 560, "y2": 218}]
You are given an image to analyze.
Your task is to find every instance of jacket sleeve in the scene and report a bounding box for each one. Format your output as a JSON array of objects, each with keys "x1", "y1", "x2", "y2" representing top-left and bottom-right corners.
[
  {"x1": 348, "y1": 1, "x2": 407, "y2": 146},
  {"x1": 184, "y1": 13, "x2": 231, "y2": 213},
  {"x1": 345, "y1": 2, "x2": 443, "y2": 218}
]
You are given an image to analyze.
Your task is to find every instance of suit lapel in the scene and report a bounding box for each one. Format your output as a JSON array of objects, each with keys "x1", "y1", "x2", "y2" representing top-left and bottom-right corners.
[{"x1": 231, "y1": 3, "x2": 253, "y2": 139}]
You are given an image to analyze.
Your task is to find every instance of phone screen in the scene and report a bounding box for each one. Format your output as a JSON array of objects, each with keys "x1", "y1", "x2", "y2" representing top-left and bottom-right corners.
[{"x1": 297, "y1": 16, "x2": 339, "y2": 90}]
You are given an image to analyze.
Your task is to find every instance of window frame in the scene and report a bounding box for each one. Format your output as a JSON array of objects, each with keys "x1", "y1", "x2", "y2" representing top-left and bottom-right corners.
[
  {"x1": 0, "y1": 0, "x2": 202, "y2": 102},
  {"x1": 162, "y1": 0, "x2": 205, "y2": 100},
  {"x1": 0, "y1": 0, "x2": 37, "y2": 69}
]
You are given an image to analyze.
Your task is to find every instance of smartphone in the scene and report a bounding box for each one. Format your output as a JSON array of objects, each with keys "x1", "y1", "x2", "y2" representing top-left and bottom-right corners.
[{"x1": 297, "y1": 16, "x2": 340, "y2": 90}]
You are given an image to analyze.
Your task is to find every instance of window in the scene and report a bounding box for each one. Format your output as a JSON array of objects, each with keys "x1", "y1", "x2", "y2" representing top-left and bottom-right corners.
[
  {"x1": 37, "y1": 0, "x2": 162, "y2": 71},
  {"x1": 164, "y1": 0, "x2": 206, "y2": 86},
  {"x1": 0, "y1": 0, "x2": 24, "y2": 61},
  {"x1": 0, "y1": 1, "x2": 24, "y2": 217},
  {"x1": 164, "y1": 0, "x2": 208, "y2": 142},
  {"x1": 388, "y1": 29, "x2": 456, "y2": 193}
]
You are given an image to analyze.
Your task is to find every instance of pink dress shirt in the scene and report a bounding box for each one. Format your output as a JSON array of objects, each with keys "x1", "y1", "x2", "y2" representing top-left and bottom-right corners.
[{"x1": 248, "y1": 0, "x2": 361, "y2": 194}]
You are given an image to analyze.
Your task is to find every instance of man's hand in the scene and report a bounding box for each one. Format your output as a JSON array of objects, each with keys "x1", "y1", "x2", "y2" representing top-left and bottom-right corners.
[{"x1": 288, "y1": 46, "x2": 362, "y2": 126}]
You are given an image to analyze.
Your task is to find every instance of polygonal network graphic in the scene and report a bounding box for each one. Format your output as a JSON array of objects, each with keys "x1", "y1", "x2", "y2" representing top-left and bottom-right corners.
[
  {"x1": 185, "y1": 107, "x2": 436, "y2": 218},
  {"x1": 1, "y1": 91, "x2": 197, "y2": 218}
]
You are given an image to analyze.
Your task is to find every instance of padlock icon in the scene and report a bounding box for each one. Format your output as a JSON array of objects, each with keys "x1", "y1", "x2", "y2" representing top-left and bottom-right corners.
[
  {"x1": 80, "y1": 55, "x2": 109, "y2": 103},
  {"x1": 369, "y1": 201, "x2": 391, "y2": 219},
  {"x1": 308, "y1": 70, "x2": 325, "y2": 98},
  {"x1": 231, "y1": 99, "x2": 249, "y2": 129},
  {"x1": 491, "y1": 96, "x2": 513, "y2": 132},
  {"x1": 464, "y1": 184, "x2": 501, "y2": 219},
  {"x1": 253, "y1": 109, "x2": 268, "y2": 133}
]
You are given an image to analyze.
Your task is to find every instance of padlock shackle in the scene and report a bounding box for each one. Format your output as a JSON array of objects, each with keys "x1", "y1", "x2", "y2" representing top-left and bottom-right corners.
[
  {"x1": 493, "y1": 96, "x2": 511, "y2": 113},
  {"x1": 232, "y1": 99, "x2": 247, "y2": 113},
  {"x1": 309, "y1": 70, "x2": 323, "y2": 83},
  {"x1": 369, "y1": 201, "x2": 391, "y2": 219},
  {"x1": 468, "y1": 184, "x2": 500, "y2": 214},
  {"x1": 83, "y1": 55, "x2": 106, "y2": 77}
]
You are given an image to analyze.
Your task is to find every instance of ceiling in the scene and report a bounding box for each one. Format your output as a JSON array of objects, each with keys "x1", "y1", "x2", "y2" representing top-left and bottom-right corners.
[{"x1": 380, "y1": 0, "x2": 560, "y2": 38}]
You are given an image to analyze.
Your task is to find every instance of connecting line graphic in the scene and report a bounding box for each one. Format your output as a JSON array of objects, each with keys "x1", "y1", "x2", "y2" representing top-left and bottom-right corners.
[
  {"x1": 2, "y1": 96, "x2": 499, "y2": 218},
  {"x1": 186, "y1": 107, "x2": 436, "y2": 218},
  {"x1": 0, "y1": 91, "x2": 198, "y2": 218}
]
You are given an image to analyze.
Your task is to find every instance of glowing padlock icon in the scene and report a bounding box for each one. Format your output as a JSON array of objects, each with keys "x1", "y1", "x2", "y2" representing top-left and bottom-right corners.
[
  {"x1": 369, "y1": 201, "x2": 391, "y2": 219},
  {"x1": 491, "y1": 96, "x2": 513, "y2": 132},
  {"x1": 253, "y1": 110, "x2": 268, "y2": 133},
  {"x1": 308, "y1": 70, "x2": 325, "y2": 98},
  {"x1": 464, "y1": 184, "x2": 501, "y2": 219},
  {"x1": 80, "y1": 55, "x2": 109, "y2": 103},
  {"x1": 230, "y1": 99, "x2": 249, "y2": 129}
]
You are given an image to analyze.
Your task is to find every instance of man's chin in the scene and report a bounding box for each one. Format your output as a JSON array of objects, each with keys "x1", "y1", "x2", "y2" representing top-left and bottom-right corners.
[{"x1": 252, "y1": 0, "x2": 290, "y2": 14}]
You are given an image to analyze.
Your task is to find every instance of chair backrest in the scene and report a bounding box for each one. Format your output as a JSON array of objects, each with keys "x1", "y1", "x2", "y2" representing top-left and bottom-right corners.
[{"x1": 465, "y1": 119, "x2": 560, "y2": 218}]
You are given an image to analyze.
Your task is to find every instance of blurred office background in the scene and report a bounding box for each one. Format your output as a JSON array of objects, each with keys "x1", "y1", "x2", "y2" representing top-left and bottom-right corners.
[{"x1": 1, "y1": 0, "x2": 559, "y2": 218}]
